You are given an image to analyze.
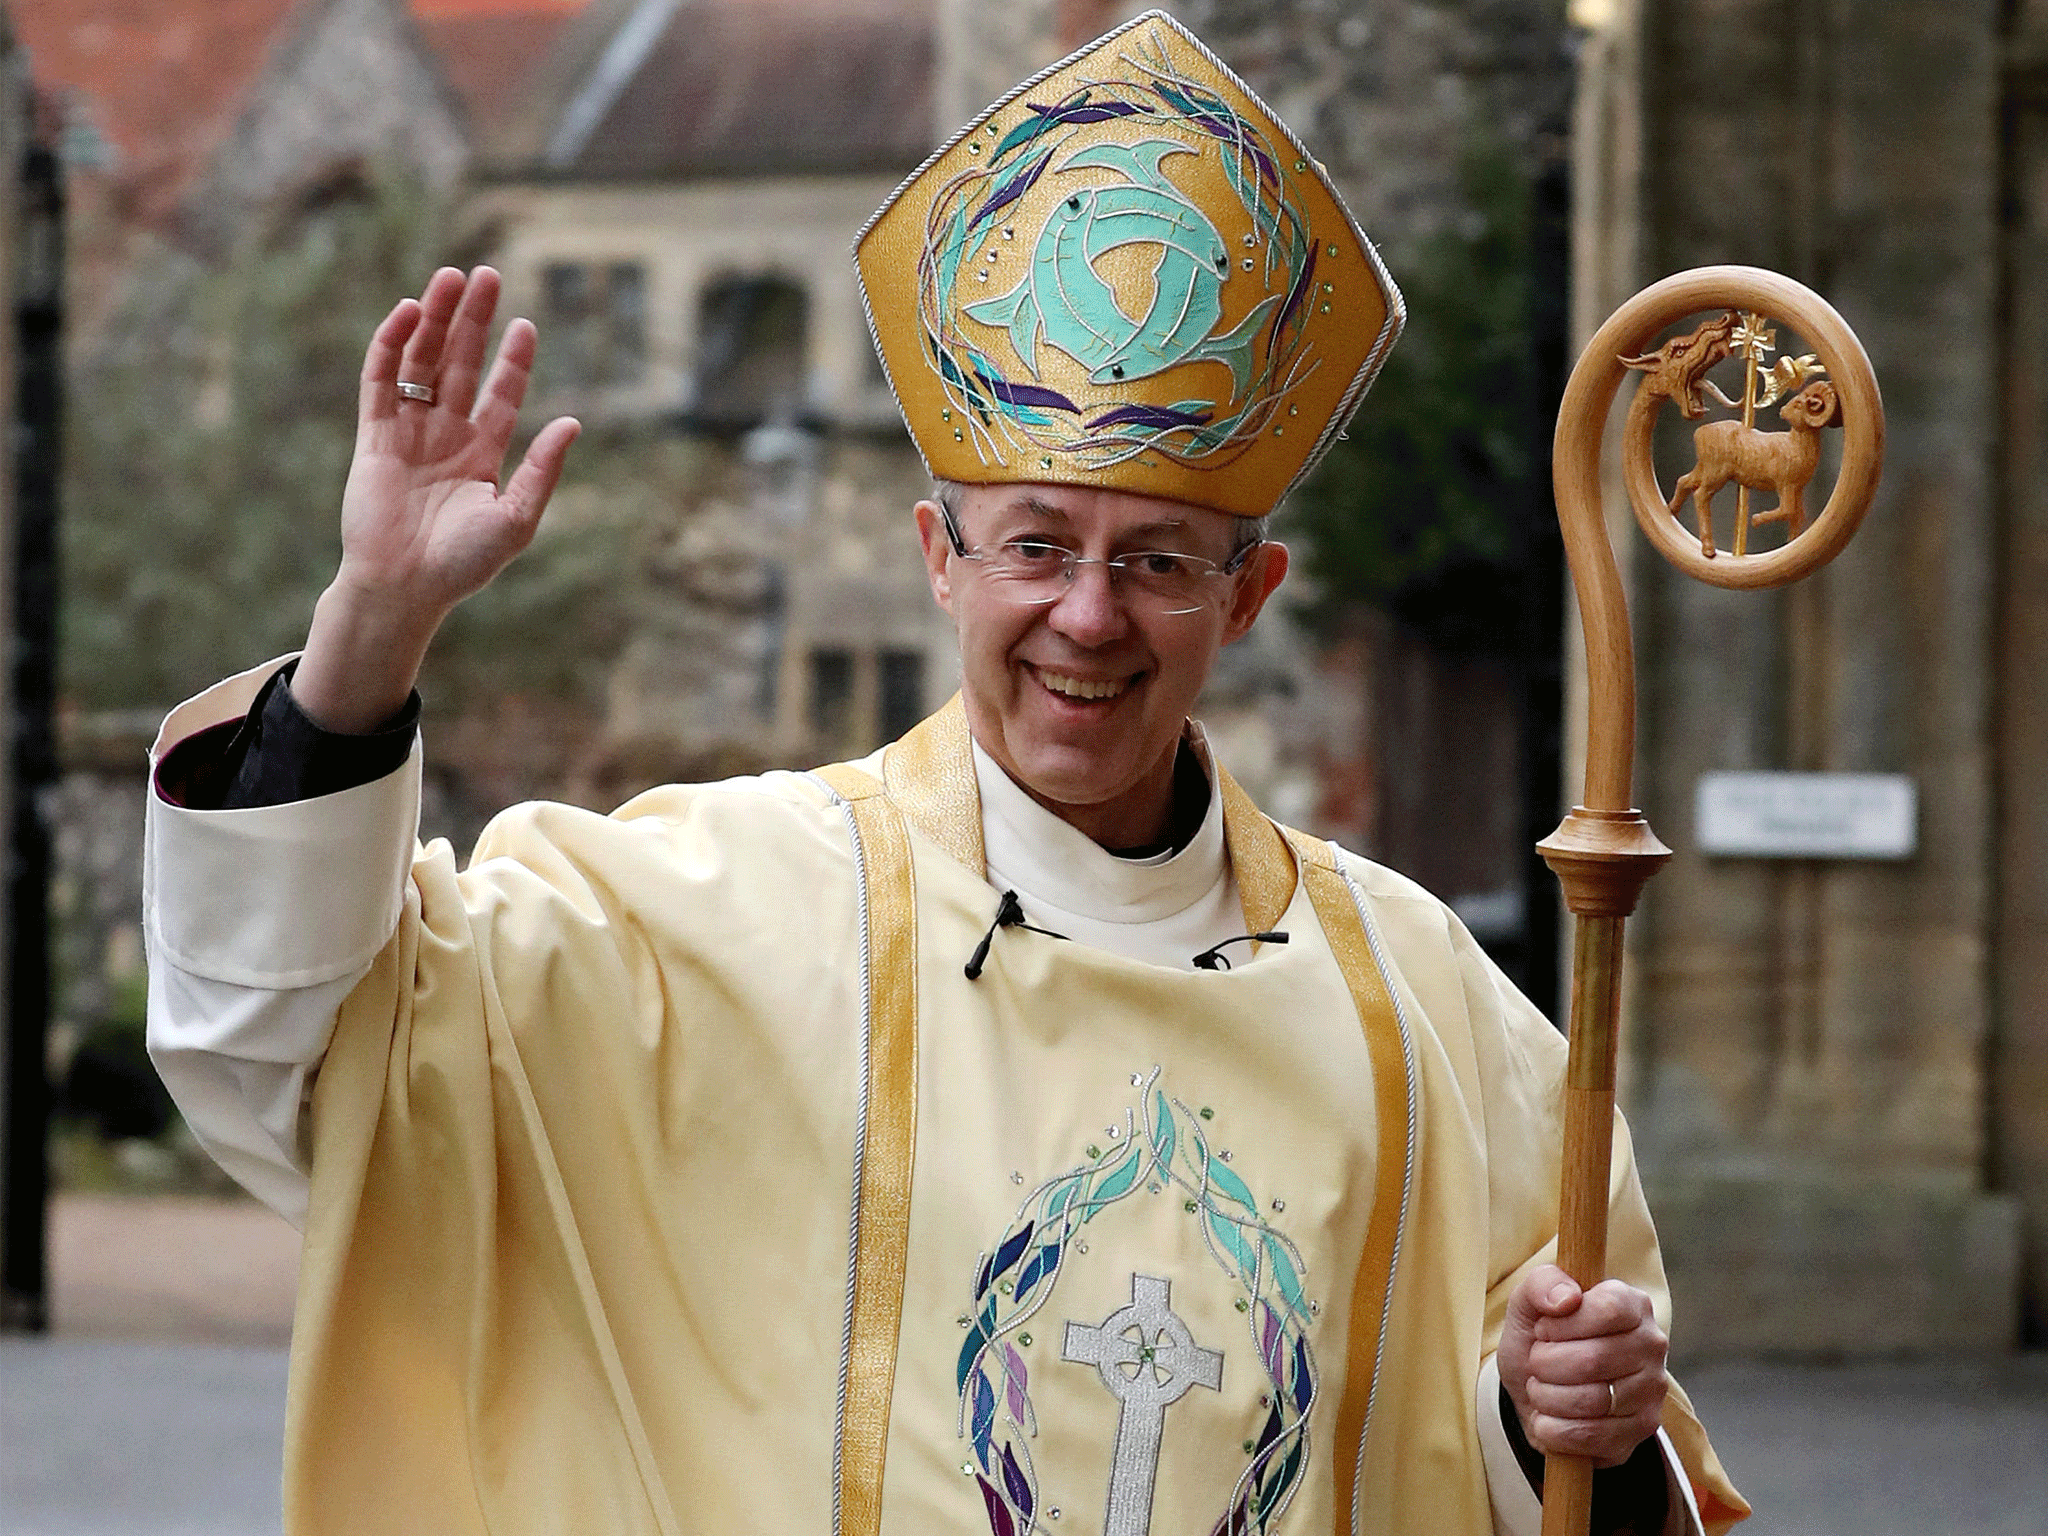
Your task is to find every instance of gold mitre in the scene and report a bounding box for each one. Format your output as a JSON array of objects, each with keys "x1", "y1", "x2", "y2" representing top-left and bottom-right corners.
[{"x1": 855, "y1": 9, "x2": 1402, "y2": 518}]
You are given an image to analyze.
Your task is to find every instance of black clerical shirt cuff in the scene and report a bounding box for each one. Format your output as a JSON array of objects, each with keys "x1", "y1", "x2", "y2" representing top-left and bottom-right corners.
[
  {"x1": 154, "y1": 659, "x2": 420, "y2": 811},
  {"x1": 1499, "y1": 1382, "x2": 1670, "y2": 1536}
]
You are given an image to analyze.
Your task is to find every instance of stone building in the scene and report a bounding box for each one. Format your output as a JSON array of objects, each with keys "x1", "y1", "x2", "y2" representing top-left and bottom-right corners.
[
  {"x1": 1571, "y1": 0, "x2": 2046, "y2": 1350},
  {"x1": 441, "y1": 0, "x2": 961, "y2": 773}
]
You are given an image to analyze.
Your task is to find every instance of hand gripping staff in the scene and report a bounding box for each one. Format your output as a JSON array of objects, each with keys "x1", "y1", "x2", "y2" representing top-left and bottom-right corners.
[{"x1": 1535, "y1": 267, "x2": 1884, "y2": 1536}]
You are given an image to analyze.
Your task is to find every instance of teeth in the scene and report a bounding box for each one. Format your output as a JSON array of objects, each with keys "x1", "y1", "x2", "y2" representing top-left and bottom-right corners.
[{"x1": 1040, "y1": 671, "x2": 1128, "y2": 701}]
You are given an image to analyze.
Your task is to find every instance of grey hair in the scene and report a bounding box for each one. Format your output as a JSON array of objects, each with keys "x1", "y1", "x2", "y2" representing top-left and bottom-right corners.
[{"x1": 931, "y1": 477, "x2": 1269, "y2": 557}]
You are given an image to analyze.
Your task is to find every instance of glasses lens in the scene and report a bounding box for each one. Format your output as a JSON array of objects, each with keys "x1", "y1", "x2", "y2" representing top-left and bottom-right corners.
[
  {"x1": 978, "y1": 542, "x2": 1067, "y2": 604},
  {"x1": 968, "y1": 544, "x2": 1223, "y2": 613},
  {"x1": 1113, "y1": 551, "x2": 1217, "y2": 608}
]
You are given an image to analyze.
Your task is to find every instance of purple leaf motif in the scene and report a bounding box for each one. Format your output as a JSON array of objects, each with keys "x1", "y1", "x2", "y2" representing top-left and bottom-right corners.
[
  {"x1": 1025, "y1": 99, "x2": 1149, "y2": 126},
  {"x1": 1001, "y1": 1442, "x2": 1035, "y2": 1519},
  {"x1": 973, "y1": 148, "x2": 1056, "y2": 231},
  {"x1": 1002, "y1": 1343, "x2": 1029, "y2": 1422},
  {"x1": 1087, "y1": 403, "x2": 1214, "y2": 432},
  {"x1": 977, "y1": 1474, "x2": 1018, "y2": 1536},
  {"x1": 1275, "y1": 243, "x2": 1318, "y2": 341},
  {"x1": 975, "y1": 371, "x2": 1080, "y2": 415},
  {"x1": 1259, "y1": 1301, "x2": 1285, "y2": 1382}
]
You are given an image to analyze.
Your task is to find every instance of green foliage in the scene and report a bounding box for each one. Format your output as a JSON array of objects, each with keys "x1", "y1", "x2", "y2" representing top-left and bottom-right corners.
[
  {"x1": 1290, "y1": 140, "x2": 1540, "y2": 649},
  {"x1": 61, "y1": 166, "x2": 663, "y2": 716}
]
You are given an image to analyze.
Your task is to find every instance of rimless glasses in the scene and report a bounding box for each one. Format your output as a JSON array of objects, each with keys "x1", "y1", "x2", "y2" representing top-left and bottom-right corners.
[{"x1": 938, "y1": 504, "x2": 1261, "y2": 618}]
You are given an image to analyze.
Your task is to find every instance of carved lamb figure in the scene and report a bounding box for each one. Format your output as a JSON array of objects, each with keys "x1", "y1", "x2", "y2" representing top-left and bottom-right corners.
[{"x1": 1667, "y1": 379, "x2": 1842, "y2": 556}]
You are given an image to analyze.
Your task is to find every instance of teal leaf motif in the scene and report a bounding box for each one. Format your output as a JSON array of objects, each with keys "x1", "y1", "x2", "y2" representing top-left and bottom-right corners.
[
  {"x1": 1089, "y1": 1144, "x2": 1147, "y2": 1206},
  {"x1": 1204, "y1": 1156, "x2": 1259, "y2": 1217},
  {"x1": 1205, "y1": 1206, "x2": 1259, "y2": 1278},
  {"x1": 1151, "y1": 1090, "x2": 1176, "y2": 1166},
  {"x1": 1264, "y1": 1234, "x2": 1308, "y2": 1320}
]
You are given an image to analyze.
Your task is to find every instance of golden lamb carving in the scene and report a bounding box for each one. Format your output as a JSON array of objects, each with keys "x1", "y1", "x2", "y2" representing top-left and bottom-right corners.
[{"x1": 1667, "y1": 379, "x2": 1842, "y2": 556}]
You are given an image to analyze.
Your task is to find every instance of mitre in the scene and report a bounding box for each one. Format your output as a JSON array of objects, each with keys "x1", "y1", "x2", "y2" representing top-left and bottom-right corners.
[{"x1": 855, "y1": 8, "x2": 1404, "y2": 517}]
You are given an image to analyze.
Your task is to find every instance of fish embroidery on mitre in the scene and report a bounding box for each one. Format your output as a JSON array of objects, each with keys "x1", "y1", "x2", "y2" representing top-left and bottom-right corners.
[
  {"x1": 954, "y1": 1070, "x2": 1321, "y2": 1536},
  {"x1": 856, "y1": 10, "x2": 1402, "y2": 516}
]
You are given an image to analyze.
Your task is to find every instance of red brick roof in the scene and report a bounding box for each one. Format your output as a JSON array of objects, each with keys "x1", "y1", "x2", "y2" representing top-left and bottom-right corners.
[
  {"x1": 16, "y1": 0, "x2": 304, "y2": 221},
  {"x1": 413, "y1": 4, "x2": 586, "y2": 144}
]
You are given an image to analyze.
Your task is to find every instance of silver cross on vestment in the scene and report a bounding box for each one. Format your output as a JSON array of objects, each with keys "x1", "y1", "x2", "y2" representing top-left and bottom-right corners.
[{"x1": 1062, "y1": 1273, "x2": 1224, "y2": 1536}]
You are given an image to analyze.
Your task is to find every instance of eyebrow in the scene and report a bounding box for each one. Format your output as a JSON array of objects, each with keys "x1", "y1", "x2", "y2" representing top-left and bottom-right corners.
[{"x1": 992, "y1": 495, "x2": 1193, "y2": 543}]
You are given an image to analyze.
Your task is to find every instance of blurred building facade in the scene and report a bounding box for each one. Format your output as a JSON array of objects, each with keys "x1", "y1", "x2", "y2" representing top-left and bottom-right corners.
[{"x1": 12, "y1": 0, "x2": 2043, "y2": 1357}]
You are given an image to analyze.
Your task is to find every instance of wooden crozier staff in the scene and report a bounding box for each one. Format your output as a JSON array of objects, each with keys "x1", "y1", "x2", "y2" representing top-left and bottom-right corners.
[{"x1": 1535, "y1": 266, "x2": 1884, "y2": 1536}]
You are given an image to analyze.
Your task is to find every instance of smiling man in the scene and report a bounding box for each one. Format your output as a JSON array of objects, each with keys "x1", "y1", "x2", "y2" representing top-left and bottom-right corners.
[{"x1": 144, "y1": 12, "x2": 1744, "y2": 1536}]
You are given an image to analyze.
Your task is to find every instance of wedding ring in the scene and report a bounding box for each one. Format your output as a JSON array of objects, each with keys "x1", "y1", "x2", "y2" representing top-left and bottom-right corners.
[
  {"x1": 395, "y1": 380, "x2": 436, "y2": 404},
  {"x1": 1605, "y1": 1382, "x2": 1618, "y2": 1416}
]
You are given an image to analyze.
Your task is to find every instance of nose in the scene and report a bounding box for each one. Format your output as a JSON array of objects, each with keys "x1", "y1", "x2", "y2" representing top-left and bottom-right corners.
[{"x1": 1044, "y1": 558, "x2": 1130, "y2": 648}]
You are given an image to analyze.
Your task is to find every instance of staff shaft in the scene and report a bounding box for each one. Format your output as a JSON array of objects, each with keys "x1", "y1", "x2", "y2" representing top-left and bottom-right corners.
[{"x1": 1538, "y1": 915, "x2": 1626, "y2": 1536}]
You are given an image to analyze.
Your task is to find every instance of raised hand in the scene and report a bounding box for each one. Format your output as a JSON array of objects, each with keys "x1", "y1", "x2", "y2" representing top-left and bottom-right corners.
[{"x1": 293, "y1": 266, "x2": 580, "y2": 732}]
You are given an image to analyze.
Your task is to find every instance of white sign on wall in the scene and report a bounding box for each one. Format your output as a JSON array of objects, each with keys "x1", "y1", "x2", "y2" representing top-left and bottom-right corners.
[{"x1": 1694, "y1": 771, "x2": 1918, "y2": 860}]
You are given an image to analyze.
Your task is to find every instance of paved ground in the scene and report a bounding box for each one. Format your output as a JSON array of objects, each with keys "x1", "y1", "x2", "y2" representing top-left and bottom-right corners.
[
  {"x1": 43, "y1": 1193, "x2": 300, "y2": 1347},
  {"x1": 3, "y1": 1194, "x2": 2045, "y2": 1534}
]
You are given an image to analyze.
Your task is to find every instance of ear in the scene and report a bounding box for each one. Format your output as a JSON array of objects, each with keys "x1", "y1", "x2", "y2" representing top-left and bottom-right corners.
[
  {"x1": 913, "y1": 499, "x2": 956, "y2": 615},
  {"x1": 1220, "y1": 539, "x2": 1290, "y2": 645}
]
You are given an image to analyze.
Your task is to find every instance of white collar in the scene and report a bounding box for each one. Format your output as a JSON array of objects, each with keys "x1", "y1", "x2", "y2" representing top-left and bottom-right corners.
[{"x1": 972, "y1": 731, "x2": 1228, "y2": 927}]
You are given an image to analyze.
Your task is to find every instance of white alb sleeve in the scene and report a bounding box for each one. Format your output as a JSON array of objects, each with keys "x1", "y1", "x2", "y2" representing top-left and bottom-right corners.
[{"x1": 143, "y1": 658, "x2": 422, "y2": 1227}]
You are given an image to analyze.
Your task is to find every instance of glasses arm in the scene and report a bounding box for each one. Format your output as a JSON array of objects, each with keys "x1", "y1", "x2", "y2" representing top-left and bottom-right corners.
[{"x1": 937, "y1": 502, "x2": 972, "y2": 557}]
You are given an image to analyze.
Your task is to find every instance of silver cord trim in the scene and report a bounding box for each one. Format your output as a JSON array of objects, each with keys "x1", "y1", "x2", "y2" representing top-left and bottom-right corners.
[{"x1": 810, "y1": 774, "x2": 874, "y2": 1536}]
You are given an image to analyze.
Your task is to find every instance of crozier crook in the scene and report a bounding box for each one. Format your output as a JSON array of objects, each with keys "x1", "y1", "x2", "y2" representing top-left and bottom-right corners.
[{"x1": 1537, "y1": 266, "x2": 1884, "y2": 1536}]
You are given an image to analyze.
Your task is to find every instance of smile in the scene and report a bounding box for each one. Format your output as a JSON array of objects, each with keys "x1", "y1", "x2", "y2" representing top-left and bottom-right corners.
[{"x1": 1036, "y1": 670, "x2": 1131, "y2": 701}]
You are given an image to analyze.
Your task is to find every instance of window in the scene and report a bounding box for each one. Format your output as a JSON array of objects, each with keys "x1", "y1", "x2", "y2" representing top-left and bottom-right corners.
[
  {"x1": 879, "y1": 649, "x2": 925, "y2": 742},
  {"x1": 538, "y1": 260, "x2": 647, "y2": 389},
  {"x1": 693, "y1": 275, "x2": 808, "y2": 425},
  {"x1": 809, "y1": 647, "x2": 856, "y2": 751},
  {"x1": 807, "y1": 645, "x2": 929, "y2": 757}
]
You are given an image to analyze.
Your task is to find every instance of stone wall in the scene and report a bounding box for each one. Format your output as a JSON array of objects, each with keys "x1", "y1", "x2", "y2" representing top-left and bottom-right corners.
[{"x1": 1995, "y1": 3, "x2": 2048, "y2": 1343}]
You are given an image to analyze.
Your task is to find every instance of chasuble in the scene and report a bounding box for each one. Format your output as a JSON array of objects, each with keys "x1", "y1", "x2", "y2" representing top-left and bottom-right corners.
[{"x1": 144, "y1": 664, "x2": 1745, "y2": 1536}]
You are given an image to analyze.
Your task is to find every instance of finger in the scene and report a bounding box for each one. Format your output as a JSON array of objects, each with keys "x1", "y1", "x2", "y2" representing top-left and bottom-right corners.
[
  {"x1": 359, "y1": 299, "x2": 424, "y2": 426},
  {"x1": 395, "y1": 267, "x2": 467, "y2": 401},
  {"x1": 498, "y1": 417, "x2": 581, "y2": 530},
  {"x1": 1532, "y1": 1280, "x2": 1654, "y2": 1343},
  {"x1": 435, "y1": 267, "x2": 502, "y2": 419},
  {"x1": 1507, "y1": 1265, "x2": 1581, "y2": 1335},
  {"x1": 1522, "y1": 1363, "x2": 1666, "y2": 1422},
  {"x1": 1527, "y1": 1326, "x2": 1665, "y2": 1388},
  {"x1": 472, "y1": 318, "x2": 541, "y2": 448}
]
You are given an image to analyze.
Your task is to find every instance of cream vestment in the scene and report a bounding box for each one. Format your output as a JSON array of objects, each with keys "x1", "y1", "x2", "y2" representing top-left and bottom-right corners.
[{"x1": 145, "y1": 659, "x2": 1745, "y2": 1536}]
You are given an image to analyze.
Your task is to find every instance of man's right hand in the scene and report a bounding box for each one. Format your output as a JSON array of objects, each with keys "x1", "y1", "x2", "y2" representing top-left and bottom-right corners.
[{"x1": 291, "y1": 266, "x2": 581, "y2": 733}]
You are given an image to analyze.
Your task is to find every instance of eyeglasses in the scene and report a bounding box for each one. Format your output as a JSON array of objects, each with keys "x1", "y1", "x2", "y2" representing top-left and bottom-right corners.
[{"x1": 939, "y1": 505, "x2": 1260, "y2": 617}]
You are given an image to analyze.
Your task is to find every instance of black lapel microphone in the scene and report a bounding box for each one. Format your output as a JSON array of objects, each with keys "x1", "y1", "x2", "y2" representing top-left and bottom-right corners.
[
  {"x1": 1191, "y1": 931, "x2": 1290, "y2": 971},
  {"x1": 964, "y1": 890, "x2": 1071, "y2": 980}
]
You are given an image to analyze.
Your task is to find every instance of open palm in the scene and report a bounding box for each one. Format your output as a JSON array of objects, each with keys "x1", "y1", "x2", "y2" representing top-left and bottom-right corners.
[
  {"x1": 340, "y1": 266, "x2": 579, "y2": 618},
  {"x1": 293, "y1": 266, "x2": 580, "y2": 732}
]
